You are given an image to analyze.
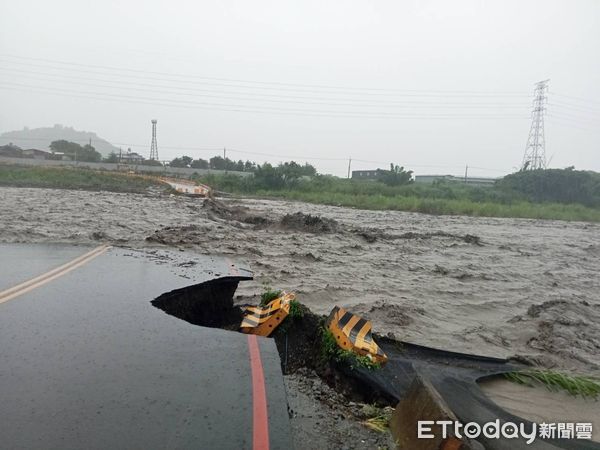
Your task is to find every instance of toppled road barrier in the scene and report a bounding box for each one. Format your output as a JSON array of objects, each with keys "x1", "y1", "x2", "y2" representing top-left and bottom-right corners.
[
  {"x1": 241, "y1": 292, "x2": 296, "y2": 337},
  {"x1": 326, "y1": 306, "x2": 388, "y2": 365}
]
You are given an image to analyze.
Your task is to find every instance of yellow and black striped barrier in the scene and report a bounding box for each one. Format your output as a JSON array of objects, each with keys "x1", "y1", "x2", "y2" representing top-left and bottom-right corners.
[
  {"x1": 240, "y1": 292, "x2": 296, "y2": 337},
  {"x1": 326, "y1": 306, "x2": 388, "y2": 365}
]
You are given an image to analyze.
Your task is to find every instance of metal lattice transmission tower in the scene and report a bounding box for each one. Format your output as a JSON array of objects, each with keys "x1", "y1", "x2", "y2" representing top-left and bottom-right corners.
[
  {"x1": 521, "y1": 80, "x2": 549, "y2": 171},
  {"x1": 149, "y1": 119, "x2": 159, "y2": 161}
]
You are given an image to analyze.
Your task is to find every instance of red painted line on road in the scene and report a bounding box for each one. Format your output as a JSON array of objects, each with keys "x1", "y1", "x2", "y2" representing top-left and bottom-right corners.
[{"x1": 247, "y1": 334, "x2": 270, "y2": 450}]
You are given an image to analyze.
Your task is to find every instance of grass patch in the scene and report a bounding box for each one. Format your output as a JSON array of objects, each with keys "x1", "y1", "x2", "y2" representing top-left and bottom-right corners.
[
  {"x1": 504, "y1": 369, "x2": 600, "y2": 398},
  {"x1": 320, "y1": 328, "x2": 381, "y2": 371},
  {"x1": 195, "y1": 173, "x2": 600, "y2": 222},
  {"x1": 259, "y1": 284, "x2": 282, "y2": 307},
  {"x1": 253, "y1": 191, "x2": 600, "y2": 222},
  {"x1": 363, "y1": 415, "x2": 390, "y2": 433},
  {"x1": 275, "y1": 299, "x2": 304, "y2": 334},
  {"x1": 288, "y1": 299, "x2": 304, "y2": 319},
  {"x1": 258, "y1": 284, "x2": 304, "y2": 333},
  {"x1": 359, "y1": 404, "x2": 394, "y2": 433},
  {"x1": 0, "y1": 165, "x2": 162, "y2": 193}
]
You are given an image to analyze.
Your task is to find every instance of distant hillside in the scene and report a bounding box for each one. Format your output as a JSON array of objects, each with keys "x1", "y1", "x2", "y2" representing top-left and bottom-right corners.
[{"x1": 0, "y1": 125, "x2": 120, "y2": 157}]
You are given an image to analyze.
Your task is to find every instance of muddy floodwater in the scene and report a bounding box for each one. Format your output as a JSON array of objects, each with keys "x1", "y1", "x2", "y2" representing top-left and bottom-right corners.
[{"x1": 2, "y1": 186, "x2": 599, "y2": 377}]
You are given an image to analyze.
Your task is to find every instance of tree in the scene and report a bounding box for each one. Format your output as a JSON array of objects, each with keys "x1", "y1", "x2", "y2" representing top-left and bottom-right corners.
[
  {"x1": 300, "y1": 163, "x2": 317, "y2": 177},
  {"x1": 248, "y1": 160, "x2": 318, "y2": 189},
  {"x1": 81, "y1": 144, "x2": 102, "y2": 162},
  {"x1": 279, "y1": 161, "x2": 304, "y2": 185},
  {"x1": 254, "y1": 163, "x2": 285, "y2": 189},
  {"x1": 49, "y1": 140, "x2": 102, "y2": 162},
  {"x1": 105, "y1": 152, "x2": 119, "y2": 163},
  {"x1": 379, "y1": 163, "x2": 413, "y2": 186},
  {"x1": 191, "y1": 158, "x2": 209, "y2": 169},
  {"x1": 209, "y1": 156, "x2": 227, "y2": 170},
  {"x1": 497, "y1": 168, "x2": 600, "y2": 207},
  {"x1": 170, "y1": 155, "x2": 193, "y2": 167}
]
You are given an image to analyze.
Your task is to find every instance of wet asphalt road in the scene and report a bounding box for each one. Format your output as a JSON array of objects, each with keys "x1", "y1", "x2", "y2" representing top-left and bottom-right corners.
[{"x1": 0, "y1": 244, "x2": 290, "y2": 449}]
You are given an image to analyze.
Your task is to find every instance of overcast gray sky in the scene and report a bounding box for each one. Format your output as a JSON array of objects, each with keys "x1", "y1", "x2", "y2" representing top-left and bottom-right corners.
[{"x1": 1, "y1": 0, "x2": 598, "y2": 177}]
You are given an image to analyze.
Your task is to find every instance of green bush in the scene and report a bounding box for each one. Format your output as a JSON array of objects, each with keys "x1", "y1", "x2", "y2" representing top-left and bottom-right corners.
[
  {"x1": 320, "y1": 328, "x2": 381, "y2": 370},
  {"x1": 497, "y1": 168, "x2": 600, "y2": 207}
]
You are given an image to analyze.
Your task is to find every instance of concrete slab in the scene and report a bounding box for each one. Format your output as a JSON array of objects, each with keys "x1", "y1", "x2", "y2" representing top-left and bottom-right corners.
[{"x1": 0, "y1": 245, "x2": 291, "y2": 450}]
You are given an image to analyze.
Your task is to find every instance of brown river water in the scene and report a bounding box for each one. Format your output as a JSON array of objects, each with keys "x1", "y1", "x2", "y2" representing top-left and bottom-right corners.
[{"x1": 1, "y1": 186, "x2": 599, "y2": 377}]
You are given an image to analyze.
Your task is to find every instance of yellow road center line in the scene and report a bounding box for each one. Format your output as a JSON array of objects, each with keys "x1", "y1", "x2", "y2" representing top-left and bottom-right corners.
[{"x1": 0, "y1": 245, "x2": 111, "y2": 305}]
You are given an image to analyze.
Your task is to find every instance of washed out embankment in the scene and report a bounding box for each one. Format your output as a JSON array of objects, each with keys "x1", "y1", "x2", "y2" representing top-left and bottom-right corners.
[
  {"x1": 150, "y1": 276, "x2": 600, "y2": 448},
  {"x1": 152, "y1": 276, "x2": 397, "y2": 448},
  {"x1": 152, "y1": 277, "x2": 326, "y2": 382}
]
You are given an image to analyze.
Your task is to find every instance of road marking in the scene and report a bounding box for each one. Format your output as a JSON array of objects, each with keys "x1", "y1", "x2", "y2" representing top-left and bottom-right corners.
[
  {"x1": 0, "y1": 245, "x2": 110, "y2": 305},
  {"x1": 247, "y1": 334, "x2": 270, "y2": 450}
]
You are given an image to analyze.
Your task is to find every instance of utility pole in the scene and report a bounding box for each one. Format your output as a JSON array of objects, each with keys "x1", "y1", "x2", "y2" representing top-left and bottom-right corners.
[
  {"x1": 464, "y1": 165, "x2": 468, "y2": 183},
  {"x1": 223, "y1": 147, "x2": 226, "y2": 160},
  {"x1": 347, "y1": 157, "x2": 352, "y2": 179},
  {"x1": 521, "y1": 80, "x2": 549, "y2": 171},
  {"x1": 149, "y1": 120, "x2": 159, "y2": 160}
]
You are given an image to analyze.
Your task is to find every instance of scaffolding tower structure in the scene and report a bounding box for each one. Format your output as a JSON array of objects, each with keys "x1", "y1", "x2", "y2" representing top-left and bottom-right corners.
[
  {"x1": 149, "y1": 119, "x2": 159, "y2": 161},
  {"x1": 521, "y1": 80, "x2": 549, "y2": 171}
]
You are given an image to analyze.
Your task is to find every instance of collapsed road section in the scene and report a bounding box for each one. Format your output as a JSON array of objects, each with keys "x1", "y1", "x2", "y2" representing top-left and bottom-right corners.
[
  {"x1": 0, "y1": 244, "x2": 290, "y2": 450},
  {"x1": 153, "y1": 274, "x2": 600, "y2": 450}
]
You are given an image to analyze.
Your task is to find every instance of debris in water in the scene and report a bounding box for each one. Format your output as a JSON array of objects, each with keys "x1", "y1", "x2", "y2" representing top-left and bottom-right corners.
[
  {"x1": 203, "y1": 198, "x2": 272, "y2": 225},
  {"x1": 279, "y1": 212, "x2": 339, "y2": 233}
]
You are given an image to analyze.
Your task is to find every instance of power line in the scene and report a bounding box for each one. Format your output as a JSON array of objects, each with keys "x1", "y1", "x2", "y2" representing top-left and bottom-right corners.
[
  {"x1": 226, "y1": 148, "x2": 346, "y2": 161},
  {"x1": 547, "y1": 111, "x2": 600, "y2": 126},
  {"x1": 546, "y1": 115, "x2": 600, "y2": 133},
  {"x1": 549, "y1": 101, "x2": 600, "y2": 115},
  {"x1": 547, "y1": 110, "x2": 599, "y2": 125},
  {"x1": 350, "y1": 158, "x2": 508, "y2": 172},
  {"x1": 550, "y1": 91, "x2": 600, "y2": 106},
  {"x1": 0, "y1": 67, "x2": 531, "y2": 110},
  {"x1": 0, "y1": 83, "x2": 531, "y2": 120},
  {"x1": 0, "y1": 136, "x2": 349, "y2": 162},
  {"x1": 0, "y1": 135, "x2": 513, "y2": 171},
  {"x1": 0, "y1": 54, "x2": 532, "y2": 97},
  {"x1": 467, "y1": 166, "x2": 510, "y2": 173}
]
